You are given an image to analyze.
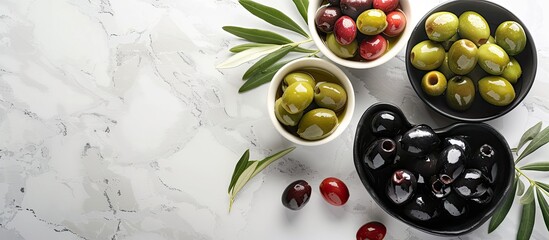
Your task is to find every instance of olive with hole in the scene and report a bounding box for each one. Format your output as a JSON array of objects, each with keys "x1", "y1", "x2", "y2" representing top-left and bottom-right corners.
[
  {"x1": 425, "y1": 11, "x2": 459, "y2": 42},
  {"x1": 478, "y1": 76, "x2": 516, "y2": 106},
  {"x1": 356, "y1": 9, "x2": 388, "y2": 36},
  {"x1": 410, "y1": 40, "x2": 445, "y2": 71},
  {"x1": 495, "y1": 21, "x2": 527, "y2": 56},
  {"x1": 274, "y1": 99, "x2": 303, "y2": 126},
  {"x1": 314, "y1": 82, "x2": 347, "y2": 112},
  {"x1": 477, "y1": 43, "x2": 510, "y2": 75},
  {"x1": 448, "y1": 39, "x2": 478, "y2": 75},
  {"x1": 437, "y1": 145, "x2": 465, "y2": 184},
  {"x1": 281, "y1": 82, "x2": 314, "y2": 114},
  {"x1": 326, "y1": 33, "x2": 358, "y2": 58},
  {"x1": 282, "y1": 72, "x2": 315, "y2": 91},
  {"x1": 314, "y1": 6, "x2": 342, "y2": 33},
  {"x1": 363, "y1": 138, "x2": 397, "y2": 169},
  {"x1": 421, "y1": 71, "x2": 447, "y2": 96},
  {"x1": 437, "y1": 53, "x2": 455, "y2": 79},
  {"x1": 458, "y1": 11, "x2": 490, "y2": 46},
  {"x1": 446, "y1": 76, "x2": 475, "y2": 111},
  {"x1": 297, "y1": 108, "x2": 339, "y2": 140},
  {"x1": 501, "y1": 57, "x2": 522, "y2": 84}
]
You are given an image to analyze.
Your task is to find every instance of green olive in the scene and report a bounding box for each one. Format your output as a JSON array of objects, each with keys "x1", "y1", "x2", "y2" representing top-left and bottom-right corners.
[
  {"x1": 458, "y1": 11, "x2": 490, "y2": 46},
  {"x1": 410, "y1": 40, "x2": 445, "y2": 71},
  {"x1": 478, "y1": 76, "x2": 516, "y2": 106},
  {"x1": 446, "y1": 76, "x2": 475, "y2": 111},
  {"x1": 421, "y1": 71, "x2": 447, "y2": 96},
  {"x1": 326, "y1": 33, "x2": 358, "y2": 58},
  {"x1": 297, "y1": 108, "x2": 338, "y2": 140},
  {"x1": 283, "y1": 72, "x2": 315, "y2": 91},
  {"x1": 437, "y1": 53, "x2": 455, "y2": 79},
  {"x1": 478, "y1": 43, "x2": 510, "y2": 75},
  {"x1": 425, "y1": 11, "x2": 459, "y2": 42},
  {"x1": 487, "y1": 35, "x2": 496, "y2": 44},
  {"x1": 281, "y1": 82, "x2": 314, "y2": 114},
  {"x1": 495, "y1": 21, "x2": 527, "y2": 56},
  {"x1": 441, "y1": 33, "x2": 460, "y2": 51},
  {"x1": 356, "y1": 9, "x2": 387, "y2": 35},
  {"x1": 274, "y1": 99, "x2": 303, "y2": 126},
  {"x1": 501, "y1": 57, "x2": 522, "y2": 84},
  {"x1": 448, "y1": 39, "x2": 478, "y2": 75},
  {"x1": 314, "y1": 82, "x2": 347, "y2": 112}
]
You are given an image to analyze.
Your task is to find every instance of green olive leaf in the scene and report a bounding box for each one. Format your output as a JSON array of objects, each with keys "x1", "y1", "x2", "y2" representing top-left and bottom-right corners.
[
  {"x1": 517, "y1": 178, "x2": 525, "y2": 196},
  {"x1": 229, "y1": 161, "x2": 258, "y2": 211},
  {"x1": 517, "y1": 199, "x2": 535, "y2": 240},
  {"x1": 242, "y1": 45, "x2": 295, "y2": 80},
  {"x1": 520, "y1": 184, "x2": 535, "y2": 204},
  {"x1": 223, "y1": 26, "x2": 293, "y2": 45},
  {"x1": 517, "y1": 122, "x2": 542, "y2": 154},
  {"x1": 537, "y1": 181, "x2": 549, "y2": 193},
  {"x1": 251, "y1": 147, "x2": 295, "y2": 178},
  {"x1": 217, "y1": 44, "x2": 283, "y2": 69},
  {"x1": 489, "y1": 177, "x2": 518, "y2": 233},
  {"x1": 228, "y1": 149, "x2": 250, "y2": 193},
  {"x1": 536, "y1": 187, "x2": 549, "y2": 232},
  {"x1": 230, "y1": 43, "x2": 279, "y2": 53},
  {"x1": 292, "y1": 0, "x2": 309, "y2": 24},
  {"x1": 520, "y1": 162, "x2": 549, "y2": 171},
  {"x1": 517, "y1": 125, "x2": 549, "y2": 163},
  {"x1": 239, "y1": 59, "x2": 292, "y2": 92},
  {"x1": 239, "y1": 0, "x2": 309, "y2": 37},
  {"x1": 292, "y1": 46, "x2": 318, "y2": 53}
]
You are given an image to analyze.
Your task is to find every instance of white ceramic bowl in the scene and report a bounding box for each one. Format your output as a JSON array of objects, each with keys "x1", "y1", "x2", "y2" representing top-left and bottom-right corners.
[
  {"x1": 307, "y1": 0, "x2": 413, "y2": 69},
  {"x1": 267, "y1": 58, "x2": 355, "y2": 146}
]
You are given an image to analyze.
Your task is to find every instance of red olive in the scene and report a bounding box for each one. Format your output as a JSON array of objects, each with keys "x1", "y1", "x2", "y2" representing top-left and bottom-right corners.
[
  {"x1": 334, "y1": 16, "x2": 357, "y2": 46},
  {"x1": 315, "y1": 6, "x2": 342, "y2": 33},
  {"x1": 383, "y1": 10, "x2": 406, "y2": 37},
  {"x1": 359, "y1": 35, "x2": 388, "y2": 60},
  {"x1": 319, "y1": 177, "x2": 350, "y2": 206},
  {"x1": 373, "y1": 0, "x2": 399, "y2": 13},
  {"x1": 356, "y1": 221, "x2": 387, "y2": 240},
  {"x1": 281, "y1": 180, "x2": 312, "y2": 210}
]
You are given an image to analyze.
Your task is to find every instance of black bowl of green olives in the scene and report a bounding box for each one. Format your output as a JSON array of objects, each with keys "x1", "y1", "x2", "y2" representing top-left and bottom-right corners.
[
  {"x1": 353, "y1": 103, "x2": 515, "y2": 236},
  {"x1": 405, "y1": 0, "x2": 536, "y2": 122}
]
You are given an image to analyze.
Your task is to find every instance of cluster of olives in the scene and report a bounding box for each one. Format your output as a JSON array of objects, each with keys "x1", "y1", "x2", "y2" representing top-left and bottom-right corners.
[
  {"x1": 410, "y1": 11, "x2": 527, "y2": 110},
  {"x1": 314, "y1": 0, "x2": 407, "y2": 61},
  {"x1": 275, "y1": 69, "x2": 347, "y2": 140},
  {"x1": 362, "y1": 110, "x2": 498, "y2": 222}
]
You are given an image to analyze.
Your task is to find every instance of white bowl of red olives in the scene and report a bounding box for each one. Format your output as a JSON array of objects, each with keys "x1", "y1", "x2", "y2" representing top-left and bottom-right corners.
[
  {"x1": 309, "y1": 0, "x2": 413, "y2": 69},
  {"x1": 405, "y1": 0, "x2": 537, "y2": 121},
  {"x1": 267, "y1": 58, "x2": 355, "y2": 146}
]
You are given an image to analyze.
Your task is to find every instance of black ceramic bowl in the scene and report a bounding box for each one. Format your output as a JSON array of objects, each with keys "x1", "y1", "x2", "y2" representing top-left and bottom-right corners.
[
  {"x1": 405, "y1": 0, "x2": 537, "y2": 122},
  {"x1": 353, "y1": 103, "x2": 515, "y2": 236}
]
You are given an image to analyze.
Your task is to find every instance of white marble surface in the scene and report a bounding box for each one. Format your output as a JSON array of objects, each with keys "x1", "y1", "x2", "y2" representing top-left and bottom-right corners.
[{"x1": 1, "y1": 0, "x2": 549, "y2": 239}]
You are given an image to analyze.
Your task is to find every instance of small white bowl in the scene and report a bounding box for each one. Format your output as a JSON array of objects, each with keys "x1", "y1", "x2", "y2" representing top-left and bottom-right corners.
[
  {"x1": 267, "y1": 58, "x2": 355, "y2": 146},
  {"x1": 307, "y1": 0, "x2": 413, "y2": 69}
]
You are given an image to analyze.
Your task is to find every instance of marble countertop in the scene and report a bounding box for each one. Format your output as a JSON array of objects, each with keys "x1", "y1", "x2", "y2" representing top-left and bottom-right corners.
[{"x1": 1, "y1": 0, "x2": 549, "y2": 239}]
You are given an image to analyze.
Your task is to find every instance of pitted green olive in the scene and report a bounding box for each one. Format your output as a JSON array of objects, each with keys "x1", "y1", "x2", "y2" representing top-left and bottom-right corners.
[
  {"x1": 274, "y1": 99, "x2": 303, "y2": 126},
  {"x1": 421, "y1": 71, "x2": 447, "y2": 96},
  {"x1": 314, "y1": 82, "x2": 347, "y2": 112},
  {"x1": 425, "y1": 11, "x2": 459, "y2": 42},
  {"x1": 410, "y1": 40, "x2": 445, "y2": 71},
  {"x1": 283, "y1": 72, "x2": 315, "y2": 91},
  {"x1": 501, "y1": 57, "x2": 522, "y2": 84},
  {"x1": 281, "y1": 82, "x2": 314, "y2": 114},
  {"x1": 478, "y1": 76, "x2": 516, "y2": 106},
  {"x1": 326, "y1": 33, "x2": 358, "y2": 58},
  {"x1": 297, "y1": 108, "x2": 339, "y2": 140},
  {"x1": 495, "y1": 21, "x2": 527, "y2": 56},
  {"x1": 446, "y1": 76, "x2": 475, "y2": 111},
  {"x1": 448, "y1": 39, "x2": 478, "y2": 75},
  {"x1": 458, "y1": 11, "x2": 490, "y2": 46},
  {"x1": 478, "y1": 43, "x2": 510, "y2": 75}
]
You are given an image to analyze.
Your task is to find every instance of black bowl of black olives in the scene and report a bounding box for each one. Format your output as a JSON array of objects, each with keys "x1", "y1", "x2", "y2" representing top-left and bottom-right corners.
[
  {"x1": 405, "y1": 0, "x2": 536, "y2": 122},
  {"x1": 353, "y1": 103, "x2": 515, "y2": 236}
]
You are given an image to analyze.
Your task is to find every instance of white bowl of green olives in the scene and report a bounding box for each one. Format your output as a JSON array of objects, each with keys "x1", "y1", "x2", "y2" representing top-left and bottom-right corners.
[
  {"x1": 267, "y1": 58, "x2": 355, "y2": 146},
  {"x1": 308, "y1": 0, "x2": 413, "y2": 69},
  {"x1": 405, "y1": 0, "x2": 537, "y2": 121}
]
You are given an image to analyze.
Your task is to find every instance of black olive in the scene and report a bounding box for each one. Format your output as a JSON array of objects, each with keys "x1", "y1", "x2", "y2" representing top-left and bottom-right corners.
[
  {"x1": 469, "y1": 144, "x2": 498, "y2": 183},
  {"x1": 400, "y1": 124, "x2": 440, "y2": 156},
  {"x1": 471, "y1": 187, "x2": 494, "y2": 204},
  {"x1": 430, "y1": 176, "x2": 451, "y2": 198},
  {"x1": 386, "y1": 169, "x2": 417, "y2": 205},
  {"x1": 370, "y1": 110, "x2": 404, "y2": 137},
  {"x1": 443, "y1": 136, "x2": 471, "y2": 157},
  {"x1": 281, "y1": 180, "x2": 312, "y2": 210},
  {"x1": 404, "y1": 153, "x2": 438, "y2": 184},
  {"x1": 442, "y1": 192, "x2": 467, "y2": 217},
  {"x1": 363, "y1": 138, "x2": 397, "y2": 169},
  {"x1": 453, "y1": 169, "x2": 489, "y2": 199},
  {"x1": 437, "y1": 145, "x2": 466, "y2": 184},
  {"x1": 403, "y1": 193, "x2": 440, "y2": 221}
]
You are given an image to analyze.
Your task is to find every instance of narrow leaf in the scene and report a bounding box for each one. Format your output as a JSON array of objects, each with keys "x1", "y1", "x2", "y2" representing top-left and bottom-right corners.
[
  {"x1": 228, "y1": 150, "x2": 250, "y2": 193},
  {"x1": 292, "y1": 46, "x2": 318, "y2": 53},
  {"x1": 517, "y1": 200, "x2": 535, "y2": 240},
  {"x1": 489, "y1": 177, "x2": 518, "y2": 233},
  {"x1": 223, "y1": 26, "x2": 293, "y2": 45},
  {"x1": 520, "y1": 162, "x2": 549, "y2": 171},
  {"x1": 537, "y1": 181, "x2": 549, "y2": 193},
  {"x1": 251, "y1": 147, "x2": 295, "y2": 178},
  {"x1": 239, "y1": 60, "x2": 292, "y2": 92},
  {"x1": 520, "y1": 184, "x2": 535, "y2": 204},
  {"x1": 239, "y1": 0, "x2": 309, "y2": 37},
  {"x1": 242, "y1": 45, "x2": 294, "y2": 80},
  {"x1": 217, "y1": 44, "x2": 283, "y2": 69},
  {"x1": 230, "y1": 43, "x2": 278, "y2": 53},
  {"x1": 292, "y1": 0, "x2": 309, "y2": 24},
  {"x1": 517, "y1": 125, "x2": 549, "y2": 163},
  {"x1": 517, "y1": 179, "x2": 525, "y2": 196},
  {"x1": 230, "y1": 161, "x2": 259, "y2": 201},
  {"x1": 536, "y1": 187, "x2": 549, "y2": 231},
  {"x1": 517, "y1": 122, "x2": 542, "y2": 153}
]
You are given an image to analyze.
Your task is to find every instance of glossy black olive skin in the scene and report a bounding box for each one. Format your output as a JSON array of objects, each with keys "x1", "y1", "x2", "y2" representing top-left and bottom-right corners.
[
  {"x1": 437, "y1": 145, "x2": 466, "y2": 184},
  {"x1": 442, "y1": 192, "x2": 467, "y2": 217},
  {"x1": 405, "y1": 153, "x2": 438, "y2": 184},
  {"x1": 400, "y1": 124, "x2": 441, "y2": 156},
  {"x1": 403, "y1": 193, "x2": 440, "y2": 221},
  {"x1": 453, "y1": 169, "x2": 489, "y2": 199},
  {"x1": 370, "y1": 110, "x2": 404, "y2": 137},
  {"x1": 471, "y1": 187, "x2": 493, "y2": 204},
  {"x1": 387, "y1": 169, "x2": 417, "y2": 205},
  {"x1": 364, "y1": 138, "x2": 397, "y2": 169},
  {"x1": 430, "y1": 176, "x2": 451, "y2": 198},
  {"x1": 443, "y1": 136, "x2": 471, "y2": 158},
  {"x1": 281, "y1": 180, "x2": 312, "y2": 210},
  {"x1": 469, "y1": 144, "x2": 498, "y2": 183}
]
